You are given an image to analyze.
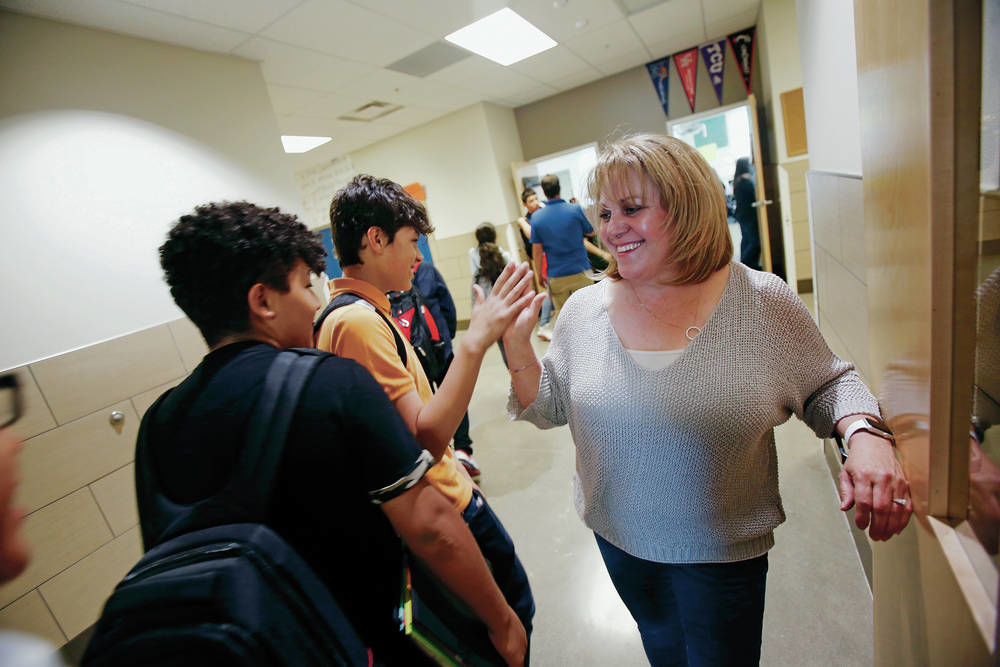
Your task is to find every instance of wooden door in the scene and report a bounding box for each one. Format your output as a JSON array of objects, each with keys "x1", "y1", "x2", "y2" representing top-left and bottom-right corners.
[
  {"x1": 854, "y1": 0, "x2": 991, "y2": 662},
  {"x1": 747, "y1": 93, "x2": 774, "y2": 273}
]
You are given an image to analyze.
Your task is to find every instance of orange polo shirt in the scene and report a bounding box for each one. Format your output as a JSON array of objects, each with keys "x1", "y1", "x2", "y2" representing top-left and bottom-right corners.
[{"x1": 316, "y1": 277, "x2": 473, "y2": 512}]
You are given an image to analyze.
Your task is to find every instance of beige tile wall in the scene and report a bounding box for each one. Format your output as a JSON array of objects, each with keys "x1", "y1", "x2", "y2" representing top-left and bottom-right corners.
[
  {"x1": 783, "y1": 159, "x2": 813, "y2": 288},
  {"x1": 807, "y1": 170, "x2": 872, "y2": 383},
  {"x1": 0, "y1": 319, "x2": 208, "y2": 645}
]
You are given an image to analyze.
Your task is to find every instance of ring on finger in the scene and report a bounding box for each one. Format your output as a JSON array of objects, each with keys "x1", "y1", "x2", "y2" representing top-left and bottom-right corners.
[{"x1": 892, "y1": 498, "x2": 908, "y2": 506}]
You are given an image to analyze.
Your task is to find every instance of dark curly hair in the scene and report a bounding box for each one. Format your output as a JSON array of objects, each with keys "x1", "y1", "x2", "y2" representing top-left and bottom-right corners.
[
  {"x1": 159, "y1": 201, "x2": 326, "y2": 346},
  {"x1": 330, "y1": 174, "x2": 433, "y2": 266}
]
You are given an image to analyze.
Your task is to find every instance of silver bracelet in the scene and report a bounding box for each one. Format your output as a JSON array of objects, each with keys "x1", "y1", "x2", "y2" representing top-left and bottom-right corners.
[{"x1": 511, "y1": 359, "x2": 539, "y2": 374}]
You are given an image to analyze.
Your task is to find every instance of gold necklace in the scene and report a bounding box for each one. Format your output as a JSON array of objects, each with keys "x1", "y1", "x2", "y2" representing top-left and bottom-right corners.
[{"x1": 627, "y1": 280, "x2": 704, "y2": 341}]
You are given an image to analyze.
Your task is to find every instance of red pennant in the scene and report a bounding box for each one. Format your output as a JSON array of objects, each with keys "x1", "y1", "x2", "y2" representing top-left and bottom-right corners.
[
  {"x1": 728, "y1": 26, "x2": 756, "y2": 95},
  {"x1": 673, "y1": 48, "x2": 698, "y2": 112}
]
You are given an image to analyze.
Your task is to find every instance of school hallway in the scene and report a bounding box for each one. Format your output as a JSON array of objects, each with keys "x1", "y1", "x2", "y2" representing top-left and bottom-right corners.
[{"x1": 463, "y1": 294, "x2": 873, "y2": 666}]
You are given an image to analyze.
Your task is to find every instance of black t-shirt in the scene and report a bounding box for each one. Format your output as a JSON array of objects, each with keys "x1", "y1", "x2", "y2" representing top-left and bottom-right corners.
[{"x1": 138, "y1": 341, "x2": 429, "y2": 653}]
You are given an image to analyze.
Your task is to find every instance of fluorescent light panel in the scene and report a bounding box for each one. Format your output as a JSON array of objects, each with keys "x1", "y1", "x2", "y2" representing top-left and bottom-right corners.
[
  {"x1": 445, "y1": 8, "x2": 556, "y2": 66},
  {"x1": 281, "y1": 135, "x2": 331, "y2": 153}
]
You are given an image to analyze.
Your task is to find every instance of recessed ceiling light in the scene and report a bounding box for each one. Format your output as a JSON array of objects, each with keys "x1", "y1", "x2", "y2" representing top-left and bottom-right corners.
[
  {"x1": 445, "y1": 8, "x2": 556, "y2": 66},
  {"x1": 281, "y1": 135, "x2": 332, "y2": 153}
]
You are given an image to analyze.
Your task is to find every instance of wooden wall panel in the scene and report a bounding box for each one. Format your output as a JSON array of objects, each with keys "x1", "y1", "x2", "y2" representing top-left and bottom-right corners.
[
  {"x1": 780, "y1": 88, "x2": 808, "y2": 157},
  {"x1": 17, "y1": 400, "x2": 138, "y2": 515},
  {"x1": 0, "y1": 316, "x2": 206, "y2": 644},
  {"x1": 0, "y1": 591, "x2": 65, "y2": 645},
  {"x1": 30, "y1": 325, "x2": 185, "y2": 424},
  {"x1": 40, "y1": 528, "x2": 142, "y2": 640},
  {"x1": 90, "y1": 464, "x2": 138, "y2": 537},
  {"x1": 855, "y1": 0, "x2": 989, "y2": 661},
  {"x1": 0, "y1": 489, "x2": 112, "y2": 608}
]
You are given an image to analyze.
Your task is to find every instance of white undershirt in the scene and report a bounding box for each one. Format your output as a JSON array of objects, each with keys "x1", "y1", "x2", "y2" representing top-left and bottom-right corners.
[{"x1": 624, "y1": 347, "x2": 685, "y2": 371}]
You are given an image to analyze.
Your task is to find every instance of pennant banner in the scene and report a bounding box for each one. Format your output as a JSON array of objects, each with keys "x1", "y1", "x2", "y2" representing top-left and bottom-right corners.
[
  {"x1": 673, "y1": 48, "x2": 698, "y2": 112},
  {"x1": 700, "y1": 40, "x2": 726, "y2": 104},
  {"x1": 645, "y1": 56, "x2": 670, "y2": 117},
  {"x1": 728, "y1": 26, "x2": 756, "y2": 94}
]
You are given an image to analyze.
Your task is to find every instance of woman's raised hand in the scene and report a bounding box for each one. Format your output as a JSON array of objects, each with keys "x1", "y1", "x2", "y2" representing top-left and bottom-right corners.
[
  {"x1": 465, "y1": 262, "x2": 536, "y2": 354},
  {"x1": 504, "y1": 291, "x2": 546, "y2": 345}
]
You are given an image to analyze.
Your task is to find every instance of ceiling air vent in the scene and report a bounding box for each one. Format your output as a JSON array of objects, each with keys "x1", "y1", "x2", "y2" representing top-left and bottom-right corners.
[{"x1": 338, "y1": 101, "x2": 403, "y2": 122}]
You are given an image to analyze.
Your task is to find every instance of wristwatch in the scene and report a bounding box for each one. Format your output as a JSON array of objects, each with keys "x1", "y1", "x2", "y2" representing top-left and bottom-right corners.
[{"x1": 835, "y1": 416, "x2": 894, "y2": 461}]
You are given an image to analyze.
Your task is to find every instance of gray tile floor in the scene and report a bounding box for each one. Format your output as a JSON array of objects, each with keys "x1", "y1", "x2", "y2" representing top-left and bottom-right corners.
[{"x1": 464, "y1": 313, "x2": 873, "y2": 666}]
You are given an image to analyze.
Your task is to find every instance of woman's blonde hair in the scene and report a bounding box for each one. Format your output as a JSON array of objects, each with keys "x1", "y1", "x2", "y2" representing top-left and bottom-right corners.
[{"x1": 588, "y1": 134, "x2": 733, "y2": 285}]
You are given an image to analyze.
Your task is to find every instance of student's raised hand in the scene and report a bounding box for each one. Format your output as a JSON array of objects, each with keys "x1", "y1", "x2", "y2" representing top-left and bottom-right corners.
[{"x1": 465, "y1": 262, "x2": 535, "y2": 354}]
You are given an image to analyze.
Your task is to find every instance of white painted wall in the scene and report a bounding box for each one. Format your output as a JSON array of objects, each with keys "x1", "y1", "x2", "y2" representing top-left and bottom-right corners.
[
  {"x1": 0, "y1": 12, "x2": 300, "y2": 371},
  {"x1": 795, "y1": 0, "x2": 863, "y2": 175},
  {"x1": 758, "y1": 0, "x2": 805, "y2": 164},
  {"x1": 348, "y1": 103, "x2": 523, "y2": 239}
]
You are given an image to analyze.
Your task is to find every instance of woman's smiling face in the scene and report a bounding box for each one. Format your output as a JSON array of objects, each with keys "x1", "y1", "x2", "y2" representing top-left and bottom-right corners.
[{"x1": 598, "y1": 170, "x2": 673, "y2": 283}]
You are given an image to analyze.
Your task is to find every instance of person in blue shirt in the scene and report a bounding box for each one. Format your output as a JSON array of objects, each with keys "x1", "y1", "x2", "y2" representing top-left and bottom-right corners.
[{"x1": 529, "y1": 174, "x2": 610, "y2": 324}]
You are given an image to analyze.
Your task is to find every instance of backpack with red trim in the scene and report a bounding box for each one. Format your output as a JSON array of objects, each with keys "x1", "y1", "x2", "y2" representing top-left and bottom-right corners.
[{"x1": 387, "y1": 286, "x2": 448, "y2": 387}]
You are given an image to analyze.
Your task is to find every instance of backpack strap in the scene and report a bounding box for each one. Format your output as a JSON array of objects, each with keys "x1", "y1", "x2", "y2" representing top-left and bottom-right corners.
[
  {"x1": 144, "y1": 349, "x2": 325, "y2": 545},
  {"x1": 227, "y1": 349, "x2": 325, "y2": 517},
  {"x1": 315, "y1": 292, "x2": 407, "y2": 367}
]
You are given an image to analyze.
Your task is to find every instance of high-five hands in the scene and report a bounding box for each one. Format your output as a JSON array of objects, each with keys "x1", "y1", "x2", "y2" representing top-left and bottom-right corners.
[{"x1": 465, "y1": 262, "x2": 537, "y2": 354}]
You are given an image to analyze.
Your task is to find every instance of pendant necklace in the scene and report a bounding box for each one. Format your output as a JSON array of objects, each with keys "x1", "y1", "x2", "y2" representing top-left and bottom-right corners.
[{"x1": 627, "y1": 280, "x2": 704, "y2": 341}]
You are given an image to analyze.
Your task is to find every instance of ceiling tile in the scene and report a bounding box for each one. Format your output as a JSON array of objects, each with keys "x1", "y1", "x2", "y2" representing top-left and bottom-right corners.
[
  {"x1": 704, "y1": 6, "x2": 758, "y2": 40},
  {"x1": 344, "y1": 0, "x2": 508, "y2": 37},
  {"x1": 267, "y1": 84, "x2": 328, "y2": 116},
  {"x1": 371, "y1": 105, "x2": 446, "y2": 129},
  {"x1": 259, "y1": 0, "x2": 436, "y2": 68},
  {"x1": 592, "y1": 49, "x2": 654, "y2": 77},
  {"x1": 294, "y1": 90, "x2": 378, "y2": 120},
  {"x1": 233, "y1": 37, "x2": 372, "y2": 92},
  {"x1": 551, "y1": 68, "x2": 605, "y2": 92},
  {"x1": 286, "y1": 124, "x2": 384, "y2": 167},
  {"x1": 343, "y1": 70, "x2": 482, "y2": 111},
  {"x1": 628, "y1": 0, "x2": 705, "y2": 57},
  {"x1": 426, "y1": 56, "x2": 555, "y2": 100},
  {"x1": 509, "y1": 0, "x2": 625, "y2": 43},
  {"x1": 509, "y1": 45, "x2": 600, "y2": 87},
  {"x1": 0, "y1": 0, "x2": 250, "y2": 52},
  {"x1": 121, "y1": 0, "x2": 302, "y2": 34},
  {"x1": 563, "y1": 19, "x2": 651, "y2": 70},
  {"x1": 643, "y1": 28, "x2": 710, "y2": 62},
  {"x1": 278, "y1": 115, "x2": 373, "y2": 143},
  {"x1": 702, "y1": 0, "x2": 758, "y2": 29}
]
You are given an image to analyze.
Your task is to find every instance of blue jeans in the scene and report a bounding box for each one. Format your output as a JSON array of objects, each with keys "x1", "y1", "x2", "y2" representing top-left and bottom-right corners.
[
  {"x1": 538, "y1": 292, "x2": 553, "y2": 327},
  {"x1": 595, "y1": 534, "x2": 768, "y2": 667},
  {"x1": 463, "y1": 490, "x2": 535, "y2": 642}
]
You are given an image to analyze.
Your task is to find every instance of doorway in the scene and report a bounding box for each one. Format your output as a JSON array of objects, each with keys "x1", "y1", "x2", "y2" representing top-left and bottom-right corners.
[{"x1": 667, "y1": 100, "x2": 776, "y2": 274}]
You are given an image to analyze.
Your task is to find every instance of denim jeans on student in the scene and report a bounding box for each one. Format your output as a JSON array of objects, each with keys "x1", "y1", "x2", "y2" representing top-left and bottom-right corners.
[
  {"x1": 538, "y1": 292, "x2": 553, "y2": 327},
  {"x1": 595, "y1": 533, "x2": 768, "y2": 667},
  {"x1": 463, "y1": 489, "x2": 535, "y2": 649}
]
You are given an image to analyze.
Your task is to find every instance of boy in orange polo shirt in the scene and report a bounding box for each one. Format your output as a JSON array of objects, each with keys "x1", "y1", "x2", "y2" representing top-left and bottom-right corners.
[{"x1": 316, "y1": 175, "x2": 537, "y2": 650}]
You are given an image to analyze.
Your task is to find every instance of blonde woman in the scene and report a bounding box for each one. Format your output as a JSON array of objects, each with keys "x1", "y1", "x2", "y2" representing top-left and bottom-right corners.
[{"x1": 502, "y1": 135, "x2": 910, "y2": 665}]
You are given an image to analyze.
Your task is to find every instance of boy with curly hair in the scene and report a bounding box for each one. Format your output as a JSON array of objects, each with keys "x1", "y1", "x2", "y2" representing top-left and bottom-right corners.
[{"x1": 148, "y1": 201, "x2": 526, "y2": 665}]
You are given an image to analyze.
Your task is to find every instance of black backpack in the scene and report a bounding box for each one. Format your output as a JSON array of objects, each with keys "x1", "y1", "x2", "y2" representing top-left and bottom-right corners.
[
  {"x1": 315, "y1": 292, "x2": 447, "y2": 388},
  {"x1": 82, "y1": 349, "x2": 369, "y2": 667},
  {"x1": 387, "y1": 287, "x2": 448, "y2": 387}
]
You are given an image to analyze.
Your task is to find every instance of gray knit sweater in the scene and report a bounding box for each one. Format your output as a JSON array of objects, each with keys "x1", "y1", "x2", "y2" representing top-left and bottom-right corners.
[{"x1": 508, "y1": 262, "x2": 879, "y2": 563}]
